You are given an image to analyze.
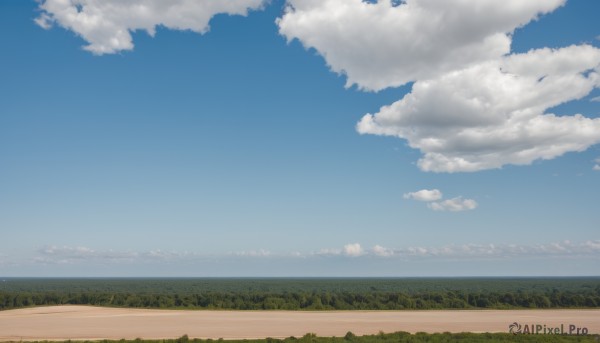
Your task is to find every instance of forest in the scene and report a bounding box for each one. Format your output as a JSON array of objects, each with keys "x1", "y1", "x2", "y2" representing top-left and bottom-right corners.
[{"x1": 1, "y1": 277, "x2": 599, "y2": 311}]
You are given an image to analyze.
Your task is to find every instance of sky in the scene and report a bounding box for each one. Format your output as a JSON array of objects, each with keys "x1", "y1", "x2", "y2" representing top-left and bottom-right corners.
[{"x1": 0, "y1": 0, "x2": 599, "y2": 277}]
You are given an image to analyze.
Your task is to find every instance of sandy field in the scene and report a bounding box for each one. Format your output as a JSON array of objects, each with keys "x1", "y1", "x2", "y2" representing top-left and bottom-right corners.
[{"x1": 0, "y1": 306, "x2": 598, "y2": 341}]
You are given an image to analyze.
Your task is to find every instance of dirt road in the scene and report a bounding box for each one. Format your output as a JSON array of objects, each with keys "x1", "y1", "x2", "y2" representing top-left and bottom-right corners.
[{"x1": 0, "y1": 306, "x2": 598, "y2": 341}]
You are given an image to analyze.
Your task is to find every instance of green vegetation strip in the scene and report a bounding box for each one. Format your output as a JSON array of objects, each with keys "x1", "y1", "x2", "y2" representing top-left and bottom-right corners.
[
  {"x1": 6, "y1": 332, "x2": 600, "y2": 343},
  {"x1": 1, "y1": 278, "x2": 599, "y2": 310}
]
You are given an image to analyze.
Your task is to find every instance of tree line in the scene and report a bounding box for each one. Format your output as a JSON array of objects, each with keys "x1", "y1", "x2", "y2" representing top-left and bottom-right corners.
[
  {"x1": 3, "y1": 278, "x2": 597, "y2": 294},
  {"x1": 1, "y1": 288, "x2": 599, "y2": 310}
]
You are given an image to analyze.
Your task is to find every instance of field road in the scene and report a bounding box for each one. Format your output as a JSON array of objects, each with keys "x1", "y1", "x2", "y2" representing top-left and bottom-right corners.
[{"x1": 0, "y1": 306, "x2": 599, "y2": 341}]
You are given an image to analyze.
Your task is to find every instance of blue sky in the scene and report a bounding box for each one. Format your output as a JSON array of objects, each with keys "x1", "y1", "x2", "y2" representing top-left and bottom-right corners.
[{"x1": 0, "y1": 0, "x2": 599, "y2": 276}]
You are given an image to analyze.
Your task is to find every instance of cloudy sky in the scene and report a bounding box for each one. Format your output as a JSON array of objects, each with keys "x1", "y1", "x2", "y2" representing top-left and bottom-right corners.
[{"x1": 1, "y1": 0, "x2": 599, "y2": 276}]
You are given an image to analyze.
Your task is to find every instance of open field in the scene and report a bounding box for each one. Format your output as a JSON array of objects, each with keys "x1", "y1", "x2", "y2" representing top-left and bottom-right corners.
[{"x1": 0, "y1": 306, "x2": 598, "y2": 341}]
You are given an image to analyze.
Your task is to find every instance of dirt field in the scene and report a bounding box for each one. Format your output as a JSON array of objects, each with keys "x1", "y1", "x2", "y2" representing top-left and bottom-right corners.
[{"x1": 0, "y1": 306, "x2": 598, "y2": 341}]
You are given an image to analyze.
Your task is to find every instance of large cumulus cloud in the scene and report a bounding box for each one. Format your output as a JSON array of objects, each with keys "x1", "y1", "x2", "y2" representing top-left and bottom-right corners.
[
  {"x1": 357, "y1": 45, "x2": 600, "y2": 172},
  {"x1": 279, "y1": 0, "x2": 600, "y2": 172},
  {"x1": 278, "y1": 0, "x2": 565, "y2": 91}
]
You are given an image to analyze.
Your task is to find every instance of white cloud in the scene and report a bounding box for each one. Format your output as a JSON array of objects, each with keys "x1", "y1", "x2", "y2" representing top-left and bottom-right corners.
[
  {"x1": 358, "y1": 45, "x2": 600, "y2": 172},
  {"x1": 37, "y1": 245, "x2": 140, "y2": 264},
  {"x1": 315, "y1": 248, "x2": 342, "y2": 256},
  {"x1": 34, "y1": 246, "x2": 279, "y2": 265},
  {"x1": 36, "y1": 0, "x2": 266, "y2": 54},
  {"x1": 593, "y1": 158, "x2": 600, "y2": 171},
  {"x1": 343, "y1": 243, "x2": 364, "y2": 257},
  {"x1": 234, "y1": 249, "x2": 272, "y2": 257},
  {"x1": 405, "y1": 189, "x2": 477, "y2": 211},
  {"x1": 3, "y1": 240, "x2": 598, "y2": 267},
  {"x1": 317, "y1": 240, "x2": 600, "y2": 259},
  {"x1": 372, "y1": 245, "x2": 394, "y2": 257},
  {"x1": 278, "y1": 0, "x2": 564, "y2": 91},
  {"x1": 403, "y1": 189, "x2": 442, "y2": 202},
  {"x1": 368, "y1": 240, "x2": 600, "y2": 259},
  {"x1": 279, "y1": 1, "x2": 600, "y2": 172},
  {"x1": 590, "y1": 96, "x2": 600, "y2": 102},
  {"x1": 428, "y1": 197, "x2": 478, "y2": 212}
]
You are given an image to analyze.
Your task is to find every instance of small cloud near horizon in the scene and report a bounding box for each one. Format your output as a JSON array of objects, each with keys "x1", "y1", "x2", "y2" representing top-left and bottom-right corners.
[
  {"x1": 405, "y1": 189, "x2": 477, "y2": 212},
  {"x1": 403, "y1": 189, "x2": 443, "y2": 202},
  {"x1": 428, "y1": 197, "x2": 478, "y2": 212},
  {"x1": 343, "y1": 243, "x2": 364, "y2": 257},
  {"x1": 3, "y1": 240, "x2": 595, "y2": 268},
  {"x1": 593, "y1": 158, "x2": 600, "y2": 171}
]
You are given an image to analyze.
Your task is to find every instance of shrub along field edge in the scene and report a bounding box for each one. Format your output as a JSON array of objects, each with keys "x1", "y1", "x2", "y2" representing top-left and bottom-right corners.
[{"x1": 4, "y1": 332, "x2": 600, "y2": 343}]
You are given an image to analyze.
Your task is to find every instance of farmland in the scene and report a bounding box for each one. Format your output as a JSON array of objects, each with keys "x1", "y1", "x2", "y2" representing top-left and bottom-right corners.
[{"x1": 0, "y1": 306, "x2": 599, "y2": 341}]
